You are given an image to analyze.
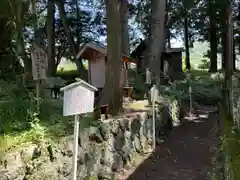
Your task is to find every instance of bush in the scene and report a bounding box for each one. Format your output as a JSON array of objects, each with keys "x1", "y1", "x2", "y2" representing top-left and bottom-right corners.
[
  {"x1": 128, "y1": 70, "x2": 146, "y2": 99},
  {"x1": 198, "y1": 59, "x2": 210, "y2": 70},
  {"x1": 56, "y1": 70, "x2": 80, "y2": 84},
  {"x1": 158, "y1": 71, "x2": 223, "y2": 105},
  {"x1": 0, "y1": 100, "x2": 35, "y2": 133}
]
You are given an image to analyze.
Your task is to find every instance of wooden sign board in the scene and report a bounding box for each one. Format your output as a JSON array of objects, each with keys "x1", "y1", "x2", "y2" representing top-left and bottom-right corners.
[
  {"x1": 31, "y1": 43, "x2": 47, "y2": 80},
  {"x1": 60, "y1": 79, "x2": 97, "y2": 116}
]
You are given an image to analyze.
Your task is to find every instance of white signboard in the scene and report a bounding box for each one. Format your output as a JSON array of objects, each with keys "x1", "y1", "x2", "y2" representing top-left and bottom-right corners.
[
  {"x1": 63, "y1": 85, "x2": 95, "y2": 116},
  {"x1": 146, "y1": 68, "x2": 152, "y2": 84},
  {"x1": 60, "y1": 79, "x2": 97, "y2": 180},
  {"x1": 31, "y1": 44, "x2": 47, "y2": 80},
  {"x1": 150, "y1": 85, "x2": 159, "y2": 103}
]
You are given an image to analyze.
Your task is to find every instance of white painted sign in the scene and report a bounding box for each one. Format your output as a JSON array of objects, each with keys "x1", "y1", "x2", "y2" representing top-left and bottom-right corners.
[
  {"x1": 63, "y1": 85, "x2": 94, "y2": 116},
  {"x1": 150, "y1": 85, "x2": 159, "y2": 103},
  {"x1": 60, "y1": 79, "x2": 97, "y2": 180},
  {"x1": 146, "y1": 68, "x2": 152, "y2": 84},
  {"x1": 31, "y1": 43, "x2": 47, "y2": 80},
  {"x1": 61, "y1": 79, "x2": 97, "y2": 116}
]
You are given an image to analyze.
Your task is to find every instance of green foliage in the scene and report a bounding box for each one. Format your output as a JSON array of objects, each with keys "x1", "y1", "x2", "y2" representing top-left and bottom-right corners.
[
  {"x1": 0, "y1": 78, "x2": 31, "y2": 100},
  {"x1": 198, "y1": 59, "x2": 210, "y2": 70},
  {"x1": 56, "y1": 70, "x2": 81, "y2": 83},
  {"x1": 0, "y1": 98, "x2": 96, "y2": 151},
  {"x1": 0, "y1": 79, "x2": 35, "y2": 133},
  {"x1": 0, "y1": 100, "x2": 34, "y2": 133},
  {"x1": 158, "y1": 71, "x2": 223, "y2": 104},
  {"x1": 219, "y1": 105, "x2": 240, "y2": 180},
  {"x1": 128, "y1": 70, "x2": 146, "y2": 98},
  {"x1": 0, "y1": 79, "x2": 97, "y2": 151},
  {"x1": 182, "y1": 56, "x2": 188, "y2": 72}
]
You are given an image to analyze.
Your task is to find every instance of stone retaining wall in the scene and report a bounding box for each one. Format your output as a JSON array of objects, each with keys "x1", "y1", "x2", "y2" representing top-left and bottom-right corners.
[{"x1": 0, "y1": 100, "x2": 181, "y2": 180}]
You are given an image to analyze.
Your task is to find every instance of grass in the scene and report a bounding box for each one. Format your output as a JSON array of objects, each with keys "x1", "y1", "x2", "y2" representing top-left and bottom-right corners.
[
  {"x1": 0, "y1": 99, "x2": 97, "y2": 153},
  {"x1": 0, "y1": 62, "x2": 88, "y2": 152},
  {"x1": 217, "y1": 105, "x2": 240, "y2": 180}
]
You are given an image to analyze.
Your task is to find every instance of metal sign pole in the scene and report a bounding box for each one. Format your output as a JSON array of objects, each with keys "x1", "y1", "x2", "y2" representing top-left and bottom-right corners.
[{"x1": 72, "y1": 115, "x2": 80, "y2": 180}]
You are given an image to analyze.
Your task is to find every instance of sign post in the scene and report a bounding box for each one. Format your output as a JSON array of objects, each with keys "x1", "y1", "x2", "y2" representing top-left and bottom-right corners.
[
  {"x1": 72, "y1": 114, "x2": 80, "y2": 179},
  {"x1": 189, "y1": 85, "x2": 192, "y2": 118},
  {"x1": 146, "y1": 68, "x2": 152, "y2": 104},
  {"x1": 30, "y1": 43, "x2": 47, "y2": 113},
  {"x1": 60, "y1": 78, "x2": 97, "y2": 180},
  {"x1": 152, "y1": 94, "x2": 156, "y2": 150},
  {"x1": 150, "y1": 85, "x2": 158, "y2": 150}
]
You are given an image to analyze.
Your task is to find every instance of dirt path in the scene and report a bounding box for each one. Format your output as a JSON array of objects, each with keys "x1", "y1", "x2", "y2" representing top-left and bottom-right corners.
[{"x1": 126, "y1": 106, "x2": 218, "y2": 180}]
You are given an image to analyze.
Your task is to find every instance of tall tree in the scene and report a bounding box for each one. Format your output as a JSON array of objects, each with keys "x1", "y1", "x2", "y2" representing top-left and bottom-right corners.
[
  {"x1": 55, "y1": 0, "x2": 87, "y2": 80},
  {"x1": 15, "y1": 0, "x2": 32, "y2": 84},
  {"x1": 165, "y1": 0, "x2": 171, "y2": 49},
  {"x1": 184, "y1": 14, "x2": 190, "y2": 71},
  {"x1": 208, "y1": 0, "x2": 218, "y2": 72},
  {"x1": 120, "y1": 0, "x2": 130, "y2": 86},
  {"x1": 47, "y1": 0, "x2": 56, "y2": 76},
  {"x1": 223, "y1": 0, "x2": 233, "y2": 120},
  {"x1": 73, "y1": 0, "x2": 81, "y2": 46},
  {"x1": 102, "y1": 0, "x2": 122, "y2": 115},
  {"x1": 148, "y1": 0, "x2": 166, "y2": 78}
]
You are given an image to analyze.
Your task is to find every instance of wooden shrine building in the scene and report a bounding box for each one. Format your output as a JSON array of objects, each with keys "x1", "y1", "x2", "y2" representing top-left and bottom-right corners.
[
  {"x1": 131, "y1": 40, "x2": 184, "y2": 81},
  {"x1": 76, "y1": 41, "x2": 136, "y2": 89}
]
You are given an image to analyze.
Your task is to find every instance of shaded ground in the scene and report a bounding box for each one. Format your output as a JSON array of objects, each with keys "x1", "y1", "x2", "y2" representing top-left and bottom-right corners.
[{"x1": 125, "y1": 106, "x2": 218, "y2": 180}]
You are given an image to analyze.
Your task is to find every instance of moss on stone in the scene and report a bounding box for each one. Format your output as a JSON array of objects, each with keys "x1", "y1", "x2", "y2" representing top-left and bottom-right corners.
[{"x1": 220, "y1": 105, "x2": 240, "y2": 180}]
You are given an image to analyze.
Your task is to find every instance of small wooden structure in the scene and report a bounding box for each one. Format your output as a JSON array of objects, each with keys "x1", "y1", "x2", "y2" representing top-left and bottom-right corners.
[
  {"x1": 76, "y1": 41, "x2": 136, "y2": 89},
  {"x1": 131, "y1": 40, "x2": 184, "y2": 80},
  {"x1": 164, "y1": 48, "x2": 184, "y2": 80}
]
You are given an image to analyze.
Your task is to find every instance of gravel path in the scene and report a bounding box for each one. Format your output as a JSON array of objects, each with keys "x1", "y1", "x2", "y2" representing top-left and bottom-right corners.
[{"x1": 126, "y1": 106, "x2": 218, "y2": 180}]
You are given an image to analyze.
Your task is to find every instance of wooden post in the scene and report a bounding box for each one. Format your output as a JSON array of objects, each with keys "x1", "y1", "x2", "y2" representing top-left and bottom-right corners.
[
  {"x1": 189, "y1": 85, "x2": 192, "y2": 118},
  {"x1": 32, "y1": 0, "x2": 41, "y2": 114},
  {"x1": 36, "y1": 80, "x2": 40, "y2": 113}
]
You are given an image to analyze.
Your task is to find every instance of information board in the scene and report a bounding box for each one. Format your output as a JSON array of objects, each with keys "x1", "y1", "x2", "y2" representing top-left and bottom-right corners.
[
  {"x1": 63, "y1": 85, "x2": 95, "y2": 116},
  {"x1": 31, "y1": 44, "x2": 47, "y2": 80}
]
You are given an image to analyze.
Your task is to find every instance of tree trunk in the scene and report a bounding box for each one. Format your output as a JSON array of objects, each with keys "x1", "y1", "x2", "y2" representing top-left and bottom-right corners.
[
  {"x1": 209, "y1": 0, "x2": 218, "y2": 72},
  {"x1": 184, "y1": 15, "x2": 190, "y2": 71},
  {"x1": 221, "y1": 4, "x2": 227, "y2": 70},
  {"x1": 120, "y1": 0, "x2": 130, "y2": 86},
  {"x1": 166, "y1": 28, "x2": 171, "y2": 49},
  {"x1": 47, "y1": 0, "x2": 56, "y2": 76},
  {"x1": 102, "y1": 0, "x2": 122, "y2": 116},
  {"x1": 56, "y1": 0, "x2": 87, "y2": 80},
  {"x1": 74, "y1": 0, "x2": 81, "y2": 46},
  {"x1": 223, "y1": 1, "x2": 233, "y2": 120},
  {"x1": 165, "y1": 3, "x2": 171, "y2": 49},
  {"x1": 233, "y1": 33, "x2": 236, "y2": 71},
  {"x1": 221, "y1": 35, "x2": 226, "y2": 69},
  {"x1": 148, "y1": 0, "x2": 166, "y2": 78},
  {"x1": 16, "y1": 1, "x2": 32, "y2": 84}
]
